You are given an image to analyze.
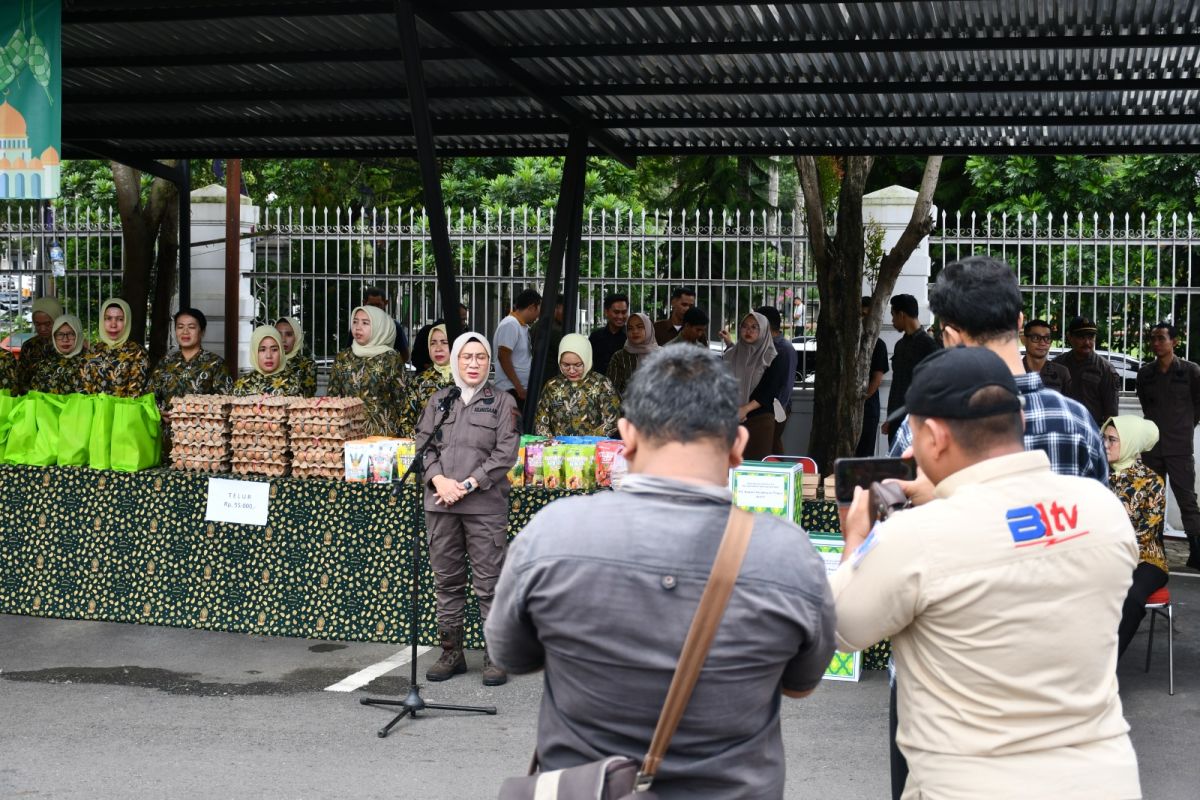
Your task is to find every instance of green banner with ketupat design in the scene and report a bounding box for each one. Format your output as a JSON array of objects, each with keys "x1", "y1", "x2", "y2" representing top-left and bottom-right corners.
[{"x1": 0, "y1": 0, "x2": 60, "y2": 200}]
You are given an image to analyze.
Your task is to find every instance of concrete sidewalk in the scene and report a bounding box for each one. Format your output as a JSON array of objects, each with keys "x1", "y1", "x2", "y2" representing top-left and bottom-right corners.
[{"x1": 2, "y1": 576, "x2": 1198, "y2": 798}]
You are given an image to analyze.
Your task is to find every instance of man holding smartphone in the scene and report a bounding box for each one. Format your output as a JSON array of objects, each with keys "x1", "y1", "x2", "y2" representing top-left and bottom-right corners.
[{"x1": 833, "y1": 346, "x2": 1141, "y2": 800}]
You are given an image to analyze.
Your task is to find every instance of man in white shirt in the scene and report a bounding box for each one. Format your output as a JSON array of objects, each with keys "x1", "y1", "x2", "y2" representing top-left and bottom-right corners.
[
  {"x1": 833, "y1": 346, "x2": 1140, "y2": 800},
  {"x1": 493, "y1": 288, "x2": 541, "y2": 409}
]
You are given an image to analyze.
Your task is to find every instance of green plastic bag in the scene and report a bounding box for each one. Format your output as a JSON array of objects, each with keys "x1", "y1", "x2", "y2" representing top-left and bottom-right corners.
[
  {"x1": 57, "y1": 393, "x2": 95, "y2": 466},
  {"x1": 3, "y1": 392, "x2": 38, "y2": 465},
  {"x1": 4, "y1": 391, "x2": 65, "y2": 466},
  {"x1": 88, "y1": 393, "x2": 115, "y2": 471},
  {"x1": 29, "y1": 392, "x2": 66, "y2": 466},
  {"x1": 0, "y1": 388, "x2": 17, "y2": 459},
  {"x1": 109, "y1": 394, "x2": 161, "y2": 472}
]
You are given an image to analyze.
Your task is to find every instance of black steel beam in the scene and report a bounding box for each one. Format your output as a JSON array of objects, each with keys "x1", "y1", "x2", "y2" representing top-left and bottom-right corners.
[
  {"x1": 67, "y1": 143, "x2": 188, "y2": 184},
  {"x1": 64, "y1": 117, "x2": 569, "y2": 140},
  {"x1": 63, "y1": 1, "x2": 393, "y2": 25},
  {"x1": 394, "y1": 1, "x2": 463, "y2": 345},
  {"x1": 408, "y1": 1, "x2": 636, "y2": 168},
  {"x1": 178, "y1": 160, "x2": 192, "y2": 311},
  {"x1": 63, "y1": 76, "x2": 1200, "y2": 108},
  {"x1": 560, "y1": 161, "x2": 586, "y2": 335},
  {"x1": 524, "y1": 127, "x2": 588, "y2": 433},
  {"x1": 65, "y1": 48, "x2": 405, "y2": 71}
]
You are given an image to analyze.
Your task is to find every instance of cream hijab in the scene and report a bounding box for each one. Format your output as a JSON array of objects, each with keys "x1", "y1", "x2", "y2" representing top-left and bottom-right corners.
[
  {"x1": 558, "y1": 333, "x2": 593, "y2": 377},
  {"x1": 275, "y1": 316, "x2": 304, "y2": 359},
  {"x1": 723, "y1": 311, "x2": 777, "y2": 406},
  {"x1": 449, "y1": 331, "x2": 493, "y2": 405},
  {"x1": 250, "y1": 325, "x2": 287, "y2": 376},
  {"x1": 428, "y1": 323, "x2": 452, "y2": 379},
  {"x1": 97, "y1": 297, "x2": 132, "y2": 347},
  {"x1": 1105, "y1": 415, "x2": 1160, "y2": 472},
  {"x1": 350, "y1": 305, "x2": 396, "y2": 357},
  {"x1": 31, "y1": 297, "x2": 63, "y2": 328},
  {"x1": 52, "y1": 314, "x2": 84, "y2": 358}
]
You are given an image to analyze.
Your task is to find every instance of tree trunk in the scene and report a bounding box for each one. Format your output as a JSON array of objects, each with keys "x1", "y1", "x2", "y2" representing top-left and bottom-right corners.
[
  {"x1": 112, "y1": 161, "x2": 178, "y2": 355},
  {"x1": 149, "y1": 201, "x2": 179, "y2": 366},
  {"x1": 798, "y1": 156, "x2": 943, "y2": 475}
]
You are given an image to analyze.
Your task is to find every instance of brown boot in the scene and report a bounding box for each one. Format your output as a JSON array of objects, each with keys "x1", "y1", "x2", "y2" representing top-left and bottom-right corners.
[
  {"x1": 425, "y1": 626, "x2": 467, "y2": 682},
  {"x1": 481, "y1": 649, "x2": 507, "y2": 687}
]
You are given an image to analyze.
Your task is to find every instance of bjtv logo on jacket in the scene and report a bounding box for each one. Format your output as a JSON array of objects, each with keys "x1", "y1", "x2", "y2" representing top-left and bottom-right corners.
[{"x1": 1005, "y1": 501, "x2": 1090, "y2": 548}]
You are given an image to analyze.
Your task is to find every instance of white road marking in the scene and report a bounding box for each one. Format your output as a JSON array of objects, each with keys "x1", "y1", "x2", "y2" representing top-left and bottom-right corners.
[{"x1": 324, "y1": 645, "x2": 432, "y2": 692}]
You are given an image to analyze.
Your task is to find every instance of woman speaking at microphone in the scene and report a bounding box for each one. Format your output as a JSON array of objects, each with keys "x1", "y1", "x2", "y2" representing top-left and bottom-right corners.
[{"x1": 417, "y1": 331, "x2": 520, "y2": 687}]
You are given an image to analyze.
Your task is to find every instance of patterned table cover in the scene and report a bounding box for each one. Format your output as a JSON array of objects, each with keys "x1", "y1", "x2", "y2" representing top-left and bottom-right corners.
[{"x1": 0, "y1": 465, "x2": 888, "y2": 668}]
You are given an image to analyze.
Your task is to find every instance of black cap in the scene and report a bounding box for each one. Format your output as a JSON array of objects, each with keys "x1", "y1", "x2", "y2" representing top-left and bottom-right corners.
[
  {"x1": 1067, "y1": 316, "x2": 1098, "y2": 334},
  {"x1": 682, "y1": 306, "x2": 708, "y2": 326},
  {"x1": 903, "y1": 346, "x2": 1021, "y2": 420}
]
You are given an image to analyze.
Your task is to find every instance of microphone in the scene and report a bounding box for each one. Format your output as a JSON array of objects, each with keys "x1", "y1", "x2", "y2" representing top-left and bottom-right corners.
[{"x1": 438, "y1": 386, "x2": 462, "y2": 411}]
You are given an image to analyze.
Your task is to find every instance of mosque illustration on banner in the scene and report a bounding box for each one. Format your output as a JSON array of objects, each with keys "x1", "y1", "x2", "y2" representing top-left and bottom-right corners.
[{"x1": 0, "y1": 101, "x2": 61, "y2": 200}]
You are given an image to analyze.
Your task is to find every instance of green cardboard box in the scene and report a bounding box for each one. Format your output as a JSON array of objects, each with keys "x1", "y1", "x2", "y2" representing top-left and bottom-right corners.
[{"x1": 729, "y1": 460, "x2": 805, "y2": 525}]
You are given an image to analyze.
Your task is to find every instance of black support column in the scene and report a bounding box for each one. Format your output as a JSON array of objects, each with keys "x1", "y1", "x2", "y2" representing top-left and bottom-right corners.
[
  {"x1": 178, "y1": 160, "x2": 192, "y2": 310},
  {"x1": 395, "y1": 1, "x2": 463, "y2": 342},
  {"x1": 523, "y1": 127, "x2": 588, "y2": 432}
]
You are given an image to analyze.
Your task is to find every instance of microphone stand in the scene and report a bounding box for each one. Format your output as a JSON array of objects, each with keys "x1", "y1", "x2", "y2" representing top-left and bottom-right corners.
[{"x1": 360, "y1": 393, "x2": 497, "y2": 737}]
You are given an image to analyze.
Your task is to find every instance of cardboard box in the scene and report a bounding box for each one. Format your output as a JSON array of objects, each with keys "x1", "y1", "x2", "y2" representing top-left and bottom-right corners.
[{"x1": 729, "y1": 460, "x2": 805, "y2": 526}]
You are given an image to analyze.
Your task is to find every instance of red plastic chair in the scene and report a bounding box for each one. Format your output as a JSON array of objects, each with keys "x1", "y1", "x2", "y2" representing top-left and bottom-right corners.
[{"x1": 1144, "y1": 586, "x2": 1174, "y2": 696}]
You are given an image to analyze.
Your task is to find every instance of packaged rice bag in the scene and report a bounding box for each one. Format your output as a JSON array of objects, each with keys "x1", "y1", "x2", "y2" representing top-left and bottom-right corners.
[
  {"x1": 525, "y1": 442, "x2": 546, "y2": 487},
  {"x1": 595, "y1": 439, "x2": 625, "y2": 488},
  {"x1": 563, "y1": 445, "x2": 596, "y2": 491},
  {"x1": 541, "y1": 444, "x2": 566, "y2": 489}
]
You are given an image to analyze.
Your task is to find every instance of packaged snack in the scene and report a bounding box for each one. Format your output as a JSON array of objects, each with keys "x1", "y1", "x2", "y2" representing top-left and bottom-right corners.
[
  {"x1": 344, "y1": 442, "x2": 371, "y2": 482},
  {"x1": 595, "y1": 440, "x2": 625, "y2": 488},
  {"x1": 525, "y1": 442, "x2": 546, "y2": 487},
  {"x1": 395, "y1": 438, "x2": 416, "y2": 477},
  {"x1": 609, "y1": 449, "x2": 629, "y2": 490},
  {"x1": 563, "y1": 445, "x2": 595, "y2": 491},
  {"x1": 368, "y1": 442, "x2": 397, "y2": 483},
  {"x1": 508, "y1": 446, "x2": 526, "y2": 487},
  {"x1": 541, "y1": 444, "x2": 566, "y2": 489}
]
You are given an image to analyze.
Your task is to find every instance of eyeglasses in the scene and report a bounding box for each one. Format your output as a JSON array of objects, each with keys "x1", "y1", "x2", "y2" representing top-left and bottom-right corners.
[
  {"x1": 1103, "y1": 435, "x2": 1121, "y2": 446},
  {"x1": 54, "y1": 332, "x2": 76, "y2": 341},
  {"x1": 1025, "y1": 334, "x2": 1052, "y2": 343},
  {"x1": 458, "y1": 353, "x2": 489, "y2": 364},
  {"x1": 559, "y1": 361, "x2": 586, "y2": 371}
]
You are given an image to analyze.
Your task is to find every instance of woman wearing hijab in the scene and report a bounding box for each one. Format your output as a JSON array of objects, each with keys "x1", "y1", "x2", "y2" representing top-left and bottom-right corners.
[
  {"x1": 406, "y1": 323, "x2": 454, "y2": 430},
  {"x1": 606, "y1": 312, "x2": 659, "y2": 395},
  {"x1": 274, "y1": 316, "x2": 317, "y2": 397},
  {"x1": 150, "y1": 308, "x2": 234, "y2": 407},
  {"x1": 533, "y1": 334, "x2": 621, "y2": 438},
  {"x1": 327, "y1": 304, "x2": 410, "y2": 436},
  {"x1": 30, "y1": 314, "x2": 89, "y2": 395},
  {"x1": 722, "y1": 310, "x2": 785, "y2": 461},
  {"x1": 18, "y1": 296, "x2": 63, "y2": 392},
  {"x1": 233, "y1": 325, "x2": 304, "y2": 396},
  {"x1": 419, "y1": 331, "x2": 519, "y2": 687},
  {"x1": 84, "y1": 297, "x2": 148, "y2": 397},
  {"x1": 1104, "y1": 415, "x2": 1169, "y2": 657}
]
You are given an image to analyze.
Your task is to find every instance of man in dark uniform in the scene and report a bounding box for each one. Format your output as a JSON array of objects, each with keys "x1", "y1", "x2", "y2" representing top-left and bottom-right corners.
[
  {"x1": 653, "y1": 286, "x2": 696, "y2": 346},
  {"x1": 1021, "y1": 318, "x2": 1072, "y2": 394},
  {"x1": 1051, "y1": 316, "x2": 1119, "y2": 427},
  {"x1": 1137, "y1": 321, "x2": 1200, "y2": 569},
  {"x1": 882, "y1": 294, "x2": 937, "y2": 448},
  {"x1": 588, "y1": 292, "x2": 628, "y2": 375},
  {"x1": 857, "y1": 296, "x2": 889, "y2": 456}
]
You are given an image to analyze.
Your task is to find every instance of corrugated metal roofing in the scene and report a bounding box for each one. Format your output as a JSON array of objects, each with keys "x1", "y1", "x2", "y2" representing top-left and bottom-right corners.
[{"x1": 61, "y1": 1, "x2": 1200, "y2": 160}]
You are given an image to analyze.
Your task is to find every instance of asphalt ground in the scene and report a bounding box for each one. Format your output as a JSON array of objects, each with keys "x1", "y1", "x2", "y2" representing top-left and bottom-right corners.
[{"x1": 3, "y1": 576, "x2": 1199, "y2": 799}]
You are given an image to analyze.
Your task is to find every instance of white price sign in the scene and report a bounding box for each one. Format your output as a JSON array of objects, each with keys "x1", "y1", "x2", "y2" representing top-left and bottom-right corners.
[{"x1": 205, "y1": 478, "x2": 270, "y2": 527}]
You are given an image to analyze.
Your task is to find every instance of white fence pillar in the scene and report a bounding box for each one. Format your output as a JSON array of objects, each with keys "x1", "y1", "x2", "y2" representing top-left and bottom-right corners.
[
  {"x1": 188, "y1": 184, "x2": 257, "y2": 373},
  {"x1": 860, "y1": 185, "x2": 938, "y2": 455}
]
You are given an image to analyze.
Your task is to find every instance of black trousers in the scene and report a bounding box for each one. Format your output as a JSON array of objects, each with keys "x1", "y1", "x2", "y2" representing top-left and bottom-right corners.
[
  {"x1": 857, "y1": 403, "x2": 881, "y2": 457},
  {"x1": 1117, "y1": 562, "x2": 1169, "y2": 657},
  {"x1": 1142, "y1": 451, "x2": 1200, "y2": 550},
  {"x1": 889, "y1": 680, "x2": 907, "y2": 800}
]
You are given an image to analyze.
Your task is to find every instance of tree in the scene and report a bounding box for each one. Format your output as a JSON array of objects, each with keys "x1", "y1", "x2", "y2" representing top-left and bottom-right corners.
[
  {"x1": 797, "y1": 155, "x2": 943, "y2": 472},
  {"x1": 111, "y1": 162, "x2": 178, "y2": 365}
]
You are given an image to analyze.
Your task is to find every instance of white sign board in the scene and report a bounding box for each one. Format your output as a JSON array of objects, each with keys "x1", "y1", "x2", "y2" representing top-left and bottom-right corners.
[{"x1": 205, "y1": 478, "x2": 270, "y2": 527}]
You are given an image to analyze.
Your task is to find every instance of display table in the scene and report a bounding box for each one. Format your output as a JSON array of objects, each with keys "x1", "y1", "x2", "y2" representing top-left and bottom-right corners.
[{"x1": 0, "y1": 465, "x2": 887, "y2": 668}]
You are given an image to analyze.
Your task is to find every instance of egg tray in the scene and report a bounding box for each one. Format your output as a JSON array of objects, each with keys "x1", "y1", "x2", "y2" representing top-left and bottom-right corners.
[
  {"x1": 229, "y1": 419, "x2": 289, "y2": 434},
  {"x1": 228, "y1": 395, "x2": 294, "y2": 419},
  {"x1": 230, "y1": 433, "x2": 289, "y2": 449},
  {"x1": 292, "y1": 450, "x2": 346, "y2": 467},
  {"x1": 289, "y1": 420, "x2": 363, "y2": 437},
  {"x1": 171, "y1": 395, "x2": 234, "y2": 415},
  {"x1": 171, "y1": 429, "x2": 232, "y2": 447},
  {"x1": 169, "y1": 457, "x2": 231, "y2": 473},
  {"x1": 231, "y1": 461, "x2": 290, "y2": 477},
  {"x1": 172, "y1": 442, "x2": 232, "y2": 459},
  {"x1": 288, "y1": 397, "x2": 365, "y2": 414},
  {"x1": 292, "y1": 466, "x2": 344, "y2": 480},
  {"x1": 289, "y1": 436, "x2": 353, "y2": 452}
]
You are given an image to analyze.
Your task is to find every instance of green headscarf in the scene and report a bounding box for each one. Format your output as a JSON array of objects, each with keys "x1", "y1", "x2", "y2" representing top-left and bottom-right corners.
[
  {"x1": 350, "y1": 305, "x2": 396, "y2": 358},
  {"x1": 1104, "y1": 415, "x2": 1160, "y2": 472},
  {"x1": 98, "y1": 297, "x2": 132, "y2": 347},
  {"x1": 274, "y1": 316, "x2": 304, "y2": 359}
]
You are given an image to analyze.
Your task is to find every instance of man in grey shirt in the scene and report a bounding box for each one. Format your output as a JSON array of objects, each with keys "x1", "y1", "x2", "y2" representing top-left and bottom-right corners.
[{"x1": 486, "y1": 346, "x2": 836, "y2": 799}]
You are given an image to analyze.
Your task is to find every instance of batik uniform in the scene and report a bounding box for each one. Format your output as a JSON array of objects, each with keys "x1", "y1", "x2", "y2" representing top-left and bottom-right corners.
[
  {"x1": 85, "y1": 341, "x2": 149, "y2": 397},
  {"x1": 0, "y1": 349, "x2": 18, "y2": 391},
  {"x1": 407, "y1": 366, "x2": 454, "y2": 432},
  {"x1": 327, "y1": 348, "x2": 411, "y2": 437},
  {"x1": 605, "y1": 349, "x2": 639, "y2": 396},
  {"x1": 17, "y1": 335, "x2": 57, "y2": 393},
  {"x1": 1109, "y1": 458, "x2": 1169, "y2": 573},
  {"x1": 533, "y1": 372, "x2": 621, "y2": 438},
  {"x1": 30, "y1": 353, "x2": 89, "y2": 395},
  {"x1": 281, "y1": 349, "x2": 318, "y2": 398},
  {"x1": 232, "y1": 369, "x2": 306, "y2": 397},
  {"x1": 150, "y1": 349, "x2": 234, "y2": 407}
]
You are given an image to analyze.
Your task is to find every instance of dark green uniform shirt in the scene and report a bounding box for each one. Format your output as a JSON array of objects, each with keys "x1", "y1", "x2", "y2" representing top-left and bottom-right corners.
[
  {"x1": 1137, "y1": 355, "x2": 1200, "y2": 456},
  {"x1": 327, "y1": 348, "x2": 411, "y2": 437},
  {"x1": 85, "y1": 341, "x2": 149, "y2": 398},
  {"x1": 533, "y1": 372, "x2": 621, "y2": 438},
  {"x1": 150, "y1": 349, "x2": 234, "y2": 407}
]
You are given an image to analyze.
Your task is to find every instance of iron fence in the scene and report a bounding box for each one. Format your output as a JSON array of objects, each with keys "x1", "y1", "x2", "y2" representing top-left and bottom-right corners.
[{"x1": 4, "y1": 202, "x2": 1200, "y2": 389}]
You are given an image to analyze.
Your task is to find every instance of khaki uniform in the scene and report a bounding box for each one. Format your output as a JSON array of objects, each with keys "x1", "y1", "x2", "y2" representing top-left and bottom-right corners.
[
  {"x1": 832, "y1": 451, "x2": 1140, "y2": 800},
  {"x1": 1136, "y1": 355, "x2": 1200, "y2": 541},
  {"x1": 419, "y1": 383, "x2": 520, "y2": 626}
]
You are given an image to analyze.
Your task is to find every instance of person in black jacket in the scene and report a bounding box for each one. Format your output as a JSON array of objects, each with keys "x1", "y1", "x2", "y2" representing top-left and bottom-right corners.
[{"x1": 721, "y1": 311, "x2": 786, "y2": 460}]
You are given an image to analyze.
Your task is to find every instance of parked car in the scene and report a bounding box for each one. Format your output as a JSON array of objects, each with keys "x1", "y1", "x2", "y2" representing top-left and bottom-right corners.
[
  {"x1": 0, "y1": 331, "x2": 35, "y2": 356},
  {"x1": 1022, "y1": 346, "x2": 1142, "y2": 391}
]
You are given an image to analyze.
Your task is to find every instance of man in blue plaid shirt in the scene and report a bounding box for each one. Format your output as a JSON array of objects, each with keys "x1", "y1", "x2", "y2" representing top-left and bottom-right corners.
[{"x1": 880, "y1": 255, "x2": 1107, "y2": 800}]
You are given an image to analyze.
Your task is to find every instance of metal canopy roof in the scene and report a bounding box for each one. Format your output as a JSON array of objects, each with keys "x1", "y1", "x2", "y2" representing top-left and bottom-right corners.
[{"x1": 61, "y1": 1, "x2": 1200, "y2": 162}]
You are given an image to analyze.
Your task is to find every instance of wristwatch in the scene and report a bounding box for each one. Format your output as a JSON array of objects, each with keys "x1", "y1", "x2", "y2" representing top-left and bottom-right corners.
[{"x1": 463, "y1": 478, "x2": 477, "y2": 493}]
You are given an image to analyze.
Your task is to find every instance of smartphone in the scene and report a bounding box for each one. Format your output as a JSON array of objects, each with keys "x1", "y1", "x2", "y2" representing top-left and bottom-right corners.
[{"x1": 833, "y1": 457, "x2": 916, "y2": 505}]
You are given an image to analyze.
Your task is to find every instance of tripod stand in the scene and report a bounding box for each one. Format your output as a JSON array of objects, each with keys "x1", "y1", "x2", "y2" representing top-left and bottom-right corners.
[{"x1": 360, "y1": 392, "x2": 497, "y2": 737}]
